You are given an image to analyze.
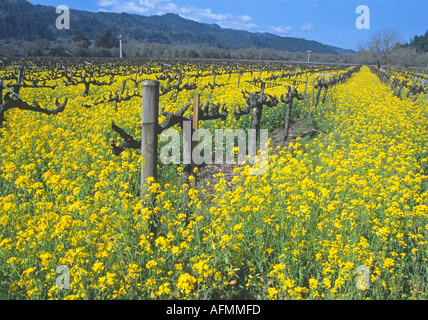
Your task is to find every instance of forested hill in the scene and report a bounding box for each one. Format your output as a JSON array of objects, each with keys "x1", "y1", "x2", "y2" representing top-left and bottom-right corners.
[
  {"x1": 0, "y1": 0, "x2": 352, "y2": 54},
  {"x1": 407, "y1": 31, "x2": 428, "y2": 52}
]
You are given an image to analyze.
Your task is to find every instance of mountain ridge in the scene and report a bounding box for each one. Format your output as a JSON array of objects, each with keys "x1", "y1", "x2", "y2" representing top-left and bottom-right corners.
[{"x1": 0, "y1": 0, "x2": 355, "y2": 55}]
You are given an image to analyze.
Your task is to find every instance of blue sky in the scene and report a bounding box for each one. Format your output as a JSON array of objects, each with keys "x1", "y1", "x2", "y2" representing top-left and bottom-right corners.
[{"x1": 28, "y1": 0, "x2": 428, "y2": 51}]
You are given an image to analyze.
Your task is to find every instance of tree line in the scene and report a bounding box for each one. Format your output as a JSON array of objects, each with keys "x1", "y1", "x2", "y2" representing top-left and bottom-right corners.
[
  {"x1": 406, "y1": 30, "x2": 428, "y2": 53},
  {"x1": 357, "y1": 29, "x2": 428, "y2": 68}
]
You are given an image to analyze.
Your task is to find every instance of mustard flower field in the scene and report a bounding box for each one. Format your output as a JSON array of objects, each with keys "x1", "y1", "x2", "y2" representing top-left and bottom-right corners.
[{"x1": 1, "y1": 59, "x2": 428, "y2": 300}]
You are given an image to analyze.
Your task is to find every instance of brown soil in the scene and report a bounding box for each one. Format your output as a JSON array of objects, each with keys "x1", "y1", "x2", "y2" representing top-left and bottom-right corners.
[{"x1": 196, "y1": 119, "x2": 316, "y2": 193}]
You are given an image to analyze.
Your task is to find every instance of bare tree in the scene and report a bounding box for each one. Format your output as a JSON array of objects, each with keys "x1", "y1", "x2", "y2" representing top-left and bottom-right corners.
[
  {"x1": 358, "y1": 29, "x2": 402, "y2": 67},
  {"x1": 0, "y1": 42, "x2": 17, "y2": 57}
]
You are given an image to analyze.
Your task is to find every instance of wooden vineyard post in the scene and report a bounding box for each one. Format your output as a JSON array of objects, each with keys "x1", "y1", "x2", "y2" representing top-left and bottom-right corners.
[
  {"x1": 18, "y1": 64, "x2": 25, "y2": 85},
  {"x1": 258, "y1": 81, "x2": 265, "y2": 104},
  {"x1": 283, "y1": 81, "x2": 295, "y2": 142},
  {"x1": 180, "y1": 93, "x2": 200, "y2": 225},
  {"x1": 311, "y1": 78, "x2": 316, "y2": 109},
  {"x1": 237, "y1": 71, "x2": 242, "y2": 88},
  {"x1": 254, "y1": 81, "x2": 265, "y2": 126},
  {"x1": 191, "y1": 93, "x2": 200, "y2": 188},
  {"x1": 141, "y1": 80, "x2": 159, "y2": 200},
  {"x1": 250, "y1": 81, "x2": 265, "y2": 146},
  {"x1": 303, "y1": 76, "x2": 309, "y2": 108}
]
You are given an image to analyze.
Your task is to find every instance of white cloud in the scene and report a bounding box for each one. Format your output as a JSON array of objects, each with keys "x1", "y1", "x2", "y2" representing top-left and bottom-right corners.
[
  {"x1": 270, "y1": 26, "x2": 295, "y2": 37},
  {"x1": 97, "y1": 0, "x2": 257, "y2": 30},
  {"x1": 301, "y1": 22, "x2": 316, "y2": 32},
  {"x1": 98, "y1": 0, "x2": 150, "y2": 14},
  {"x1": 98, "y1": 0, "x2": 116, "y2": 6}
]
